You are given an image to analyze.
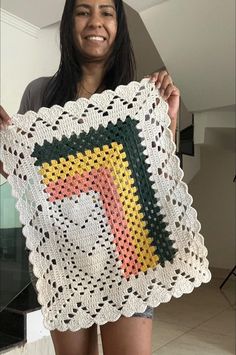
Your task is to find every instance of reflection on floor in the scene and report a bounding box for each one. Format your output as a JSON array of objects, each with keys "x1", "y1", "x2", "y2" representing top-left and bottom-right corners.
[
  {"x1": 0, "y1": 228, "x2": 31, "y2": 312},
  {"x1": 0, "y1": 228, "x2": 39, "y2": 352}
]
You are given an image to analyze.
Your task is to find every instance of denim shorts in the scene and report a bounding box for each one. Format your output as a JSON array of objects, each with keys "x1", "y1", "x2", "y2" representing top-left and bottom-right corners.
[{"x1": 29, "y1": 261, "x2": 154, "y2": 320}]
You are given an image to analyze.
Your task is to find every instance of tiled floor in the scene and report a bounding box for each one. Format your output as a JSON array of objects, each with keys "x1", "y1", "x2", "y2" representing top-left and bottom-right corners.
[{"x1": 98, "y1": 277, "x2": 235, "y2": 355}]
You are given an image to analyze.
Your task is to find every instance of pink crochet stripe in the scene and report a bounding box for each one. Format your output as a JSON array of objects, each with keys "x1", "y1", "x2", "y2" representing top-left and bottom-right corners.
[{"x1": 45, "y1": 167, "x2": 142, "y2": 277}]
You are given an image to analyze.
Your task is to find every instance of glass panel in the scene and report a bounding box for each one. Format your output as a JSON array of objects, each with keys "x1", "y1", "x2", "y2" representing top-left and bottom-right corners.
[{"x1": 0, "y1": 178, "x2": 32, "y2": 312}]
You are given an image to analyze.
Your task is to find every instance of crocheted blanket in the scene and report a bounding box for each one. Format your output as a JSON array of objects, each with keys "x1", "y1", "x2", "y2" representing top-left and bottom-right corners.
[{"x1": 1, "y1": 79, "x2": 211, "y2": 331}]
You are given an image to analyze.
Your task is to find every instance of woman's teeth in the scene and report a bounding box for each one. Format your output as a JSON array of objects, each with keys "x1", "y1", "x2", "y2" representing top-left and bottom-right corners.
[{"x1": 87, "y1": 36, "x2": 105, "y2": 41}]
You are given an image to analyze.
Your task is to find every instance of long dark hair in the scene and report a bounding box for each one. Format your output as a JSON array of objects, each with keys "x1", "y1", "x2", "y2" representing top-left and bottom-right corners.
[{"x1": 42, "y1": 0, "x2": 136, "y2": 108}]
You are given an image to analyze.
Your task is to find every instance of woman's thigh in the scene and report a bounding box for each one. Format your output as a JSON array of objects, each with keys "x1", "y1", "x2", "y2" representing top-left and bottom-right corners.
[
  {"x1": 100, "y1": 315, "x2": 153, "y2": 355},
  {"x1": 50, "y1": 324, "x2": 98, "y2": 355}
]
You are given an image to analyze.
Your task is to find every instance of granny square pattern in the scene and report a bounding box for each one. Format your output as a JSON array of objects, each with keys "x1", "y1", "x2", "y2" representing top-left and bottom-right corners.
[{"x1": 0, "y1": 79, "x2": 211, "y2": 331}]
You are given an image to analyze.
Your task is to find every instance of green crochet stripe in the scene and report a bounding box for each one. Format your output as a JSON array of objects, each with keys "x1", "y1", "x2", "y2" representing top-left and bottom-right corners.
[{"x1": 32, "y1": 117, "x2": 177, "y2": 265}]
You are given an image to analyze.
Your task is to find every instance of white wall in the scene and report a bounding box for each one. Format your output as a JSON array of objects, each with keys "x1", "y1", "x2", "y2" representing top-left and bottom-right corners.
[
  {"x1": 124, "y1": 4, "x2": 164, "y2": 80},
  {"x1": 0, "y1": 13, "x2": 61, "y2": 228},
  {"x1": 194, "y1": 107, "x2": 236, "y2": 145},
  {"x1": 1, "y1": 13, "x2": 60, "y2": 115},
  {"x1": 189, "y1": 143, "x2": 235, "y2": 269},
  {"x1": 185, "y1": 106, "x2": 235, "y2": 269},
  {"x1": 141, "y1": 0, "x2": 235, "y2": 112}
]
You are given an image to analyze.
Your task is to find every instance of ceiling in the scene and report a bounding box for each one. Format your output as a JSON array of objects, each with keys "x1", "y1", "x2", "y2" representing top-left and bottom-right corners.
[
  {"x1": 1, "y1": 0, "x2": 65, "y2": 28},
  {"x1": 124, "y1": 0, "x2": 168, "y2": 12},
  {"x1": 0, "y1": 0, "x2": 167, "y2": 28}
]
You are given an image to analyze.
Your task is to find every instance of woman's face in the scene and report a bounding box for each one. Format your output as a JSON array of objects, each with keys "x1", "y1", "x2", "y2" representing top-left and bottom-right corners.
[{"x1": 73, "y1": 0, "x2": 118, "y2": 62}]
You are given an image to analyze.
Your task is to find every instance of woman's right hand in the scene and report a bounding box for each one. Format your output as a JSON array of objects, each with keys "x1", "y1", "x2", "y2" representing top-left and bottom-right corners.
[{"x1": 0, "y1": 105, "x2": 12, "y2": 130}]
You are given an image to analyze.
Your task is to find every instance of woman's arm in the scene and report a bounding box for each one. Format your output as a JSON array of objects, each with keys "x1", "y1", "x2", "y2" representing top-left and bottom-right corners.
[
  {"x1": 0, "y1": 105, "x2": 12, "y2": 178},
  {"x1": 0, "y1": 161, "x2": 8, "y2": 179},
  {"x1": 0, "y1": 105, "x2": 11, "y2": 130}
]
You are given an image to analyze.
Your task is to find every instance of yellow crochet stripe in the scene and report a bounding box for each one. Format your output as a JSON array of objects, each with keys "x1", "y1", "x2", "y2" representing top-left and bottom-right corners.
[{"x1": 39, "y1": 142, "x2": 159, "y2": 271}]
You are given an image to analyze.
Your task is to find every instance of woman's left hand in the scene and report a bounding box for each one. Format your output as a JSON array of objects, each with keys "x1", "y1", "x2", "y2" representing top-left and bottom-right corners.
[{"x1": 146, "y1": 71, "x2": 180, "y2": 138}]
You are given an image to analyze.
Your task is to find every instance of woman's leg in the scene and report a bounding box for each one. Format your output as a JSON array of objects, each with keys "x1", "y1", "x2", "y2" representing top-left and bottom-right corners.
[
  {"x1": 51, "y1": 324, "x2": 99, "y2": 355},
  {"x1": 100, "y1": 316, "x2": 153, "y2": 355}
]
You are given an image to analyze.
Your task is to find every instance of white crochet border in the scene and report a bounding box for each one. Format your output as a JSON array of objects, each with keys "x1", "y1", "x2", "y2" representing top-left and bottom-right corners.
[{"x1": 1, "y1": 79, "x2": 211, "y2": 330}]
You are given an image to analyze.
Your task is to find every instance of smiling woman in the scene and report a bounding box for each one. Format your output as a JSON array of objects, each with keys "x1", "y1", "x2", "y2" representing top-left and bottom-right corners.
[
  {"x1": 39, "y1": 0, "x2": 136, "y2": 109},
  {"x1": 73, "y1": 0, "x2": 117, "y2": 63},
  {"x1": 73, "y1": 0, "x2": 118, "y2": 93},
  {"x1": 0, "y1": 0, "x2": 181, "y2": 354}
]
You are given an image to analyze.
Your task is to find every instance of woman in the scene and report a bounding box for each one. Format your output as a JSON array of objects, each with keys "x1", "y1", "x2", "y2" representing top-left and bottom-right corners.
[{"x1": 0, "y1": 0, "x2": 180, "y2": 354}]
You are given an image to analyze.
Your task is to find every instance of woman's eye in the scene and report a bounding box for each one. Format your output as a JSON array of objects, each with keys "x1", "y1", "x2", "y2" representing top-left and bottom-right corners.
[
  {"x1": 76, "y1": 11, "x2": 89, "y2": 16},
  {"x1": 103, "y1": 12, "x2": 114, "y2": 17}
]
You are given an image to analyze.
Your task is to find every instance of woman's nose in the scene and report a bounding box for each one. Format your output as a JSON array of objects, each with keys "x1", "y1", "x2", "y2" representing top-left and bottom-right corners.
[{"x1": 87, "y1": 12, "x2": 103, "y2": 28}]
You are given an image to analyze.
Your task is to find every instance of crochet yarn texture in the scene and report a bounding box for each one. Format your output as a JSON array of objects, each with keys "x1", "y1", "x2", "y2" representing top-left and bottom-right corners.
[{"x1": 1, "y1": 79, "x2": 211, "y2": 331}]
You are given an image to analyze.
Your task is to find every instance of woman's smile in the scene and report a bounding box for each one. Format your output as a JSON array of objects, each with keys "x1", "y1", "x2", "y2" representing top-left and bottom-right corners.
[
  {"x1": 85, "y1": 35, "x2": 106, "y2": 42},
  {"x1": 74, "y1": 0, "x2": 117, "y2": 61}
]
